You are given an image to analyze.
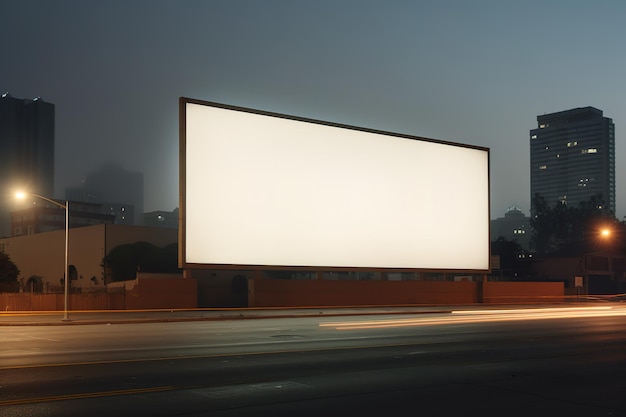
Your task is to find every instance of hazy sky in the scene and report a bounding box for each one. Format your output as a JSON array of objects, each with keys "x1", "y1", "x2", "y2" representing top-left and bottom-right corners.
[{"x1": 2, "y1": 1, "x2": 626, "y2": 218}]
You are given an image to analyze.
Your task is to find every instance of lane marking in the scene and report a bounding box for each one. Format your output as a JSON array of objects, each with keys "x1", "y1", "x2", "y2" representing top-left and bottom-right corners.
[{"x1": 0, "y1": 386, "x2": 174, "y2": 406}]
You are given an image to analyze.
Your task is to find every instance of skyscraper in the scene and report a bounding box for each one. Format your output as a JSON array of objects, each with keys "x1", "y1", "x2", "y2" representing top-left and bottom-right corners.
[
  {"x1": 0, "y1": 93, "x2": 55, "y2": 237},
  {"x1": 530, "y1": 106, "x2": 615, "y2": 215}
]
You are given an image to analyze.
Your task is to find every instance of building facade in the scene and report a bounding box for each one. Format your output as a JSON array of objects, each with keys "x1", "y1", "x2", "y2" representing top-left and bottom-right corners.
[
  {"x1": 10, "y1": 199, "x2": 116, "y2": 236},
  {"x1": 0, "y1": 93, "x2": 55, "y2": 237},
  {"x1": 66, "y1": 163, "x2": 144, "y2": 226},
  {"x1": 530, "y1": 107, "x2": 615, "y2": 215},
  {"x1": 65, "y1": 187, "x2": 135, "y2": 226},
  {"x1": 0, "y1": 224, "x2": 178, "y2": 292}
]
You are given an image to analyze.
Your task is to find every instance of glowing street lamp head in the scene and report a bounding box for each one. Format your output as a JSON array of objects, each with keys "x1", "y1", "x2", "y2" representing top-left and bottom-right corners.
[
  {"x1": 15, "y1": 191, "x2": 27, "y2": 200},
  {"x1": 601, "y1": 228, "x2": 611, "y2": 238}
]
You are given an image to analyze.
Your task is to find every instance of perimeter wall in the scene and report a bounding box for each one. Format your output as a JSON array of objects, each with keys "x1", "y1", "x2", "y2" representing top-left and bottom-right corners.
[
  {"x1": 247, "y1": 277, "x2": 564, "y2": 307},
  {"x1": 1, "y1": 275, "x2": 564, "y2": 311},
  {"x1": 1, "y1": 274, "x2": 197, "y2": 311}
]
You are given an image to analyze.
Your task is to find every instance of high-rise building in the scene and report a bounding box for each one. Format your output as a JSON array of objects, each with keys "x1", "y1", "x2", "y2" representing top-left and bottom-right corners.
[
  {"x1": 530, "y1": 107, "x2": 615, "y2": 215},
  {"x1": 0, "y1": 93, "x2": 55, "y2": 237}
]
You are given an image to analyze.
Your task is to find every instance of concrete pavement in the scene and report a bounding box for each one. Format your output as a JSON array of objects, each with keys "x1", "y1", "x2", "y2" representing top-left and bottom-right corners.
[{"x1": 0, "y1": 305, "x2": 455, "y2": 325}]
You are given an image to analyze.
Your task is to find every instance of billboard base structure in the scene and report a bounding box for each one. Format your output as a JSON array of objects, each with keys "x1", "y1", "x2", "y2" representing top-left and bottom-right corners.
[{"x1": 187, "y1": 269, "x2": 564, "y2": 308}]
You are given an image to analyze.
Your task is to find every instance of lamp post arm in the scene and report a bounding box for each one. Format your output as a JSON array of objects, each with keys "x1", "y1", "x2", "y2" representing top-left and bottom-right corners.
[{"x1": 26, "y1": 193, "x2": 67, "y2": 209}]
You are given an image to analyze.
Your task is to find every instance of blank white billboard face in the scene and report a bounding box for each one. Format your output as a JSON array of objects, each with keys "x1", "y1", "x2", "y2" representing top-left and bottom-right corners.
[{"x1": 181, "y1": 99, "x2": 490, "y2": 271}]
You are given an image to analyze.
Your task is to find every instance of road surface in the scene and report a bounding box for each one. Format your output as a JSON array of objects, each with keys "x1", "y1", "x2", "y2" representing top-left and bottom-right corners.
[{"x1": 2, "y1": 305, "x2": 626, "y2": 416}]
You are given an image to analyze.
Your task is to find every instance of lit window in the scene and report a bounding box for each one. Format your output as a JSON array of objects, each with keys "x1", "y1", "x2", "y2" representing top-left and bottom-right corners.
[
  {"x1": 567, "y1": 141, "x2": 578, "y2": 147},
  {"x1": 587, "y1": 148, "x2": 597, "y2": 153},
  {"x1": 531, "y1": 134, "x2": 537, "y2": 139},
  {"x1": 539, "y1": 165, "x2": 547, "y2": 170}
]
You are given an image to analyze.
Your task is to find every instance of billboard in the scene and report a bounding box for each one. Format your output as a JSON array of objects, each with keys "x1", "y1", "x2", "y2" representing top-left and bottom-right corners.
[{"x1": 180, "y1": 98, "x2": 490, "y2": 271}]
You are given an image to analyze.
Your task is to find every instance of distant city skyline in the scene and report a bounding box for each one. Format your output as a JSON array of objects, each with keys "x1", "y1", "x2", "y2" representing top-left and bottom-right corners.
[{"x1": 3, "y1": 1, "x2": 626, "y2": 219}]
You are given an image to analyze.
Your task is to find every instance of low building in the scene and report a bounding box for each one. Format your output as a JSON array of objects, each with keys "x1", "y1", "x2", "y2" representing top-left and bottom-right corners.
[
  {"x1": 531, "y1": 252, "x2": 626, "y2": 295},
  {"x1": 143, "y1": 208, "x2": 178, "y2": 229},
  {"x1": 491, "y1": 206, "x2": 531, "y2": 249},
  {"x1": 0, "y1": 224, "x2": 177, "y2": 293}
]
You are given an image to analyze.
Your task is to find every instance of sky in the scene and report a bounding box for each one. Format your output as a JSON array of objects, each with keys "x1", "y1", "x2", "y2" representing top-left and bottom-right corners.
[{"x1": 2, "y1": 0, "x2": 626, "y2": 218}]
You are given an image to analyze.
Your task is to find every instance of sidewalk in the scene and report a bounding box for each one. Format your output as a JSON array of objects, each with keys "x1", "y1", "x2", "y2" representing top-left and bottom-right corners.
[
  {"x1": 0, "y1": 305, "x2": 453, "y2": 325},
  {"x1": 0, "y1": 303, "x2": 587, "y2": 326}
]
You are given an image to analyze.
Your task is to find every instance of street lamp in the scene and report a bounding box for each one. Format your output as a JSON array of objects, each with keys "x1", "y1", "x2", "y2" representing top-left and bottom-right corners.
[{"x1": 15, "y1": 192, "x2": 70, "y2": 321}]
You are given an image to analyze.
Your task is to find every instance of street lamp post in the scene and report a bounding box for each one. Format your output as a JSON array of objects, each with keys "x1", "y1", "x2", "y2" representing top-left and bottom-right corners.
[{"x1": 16, "y1": 192, "x2": 70, "y2": 321}]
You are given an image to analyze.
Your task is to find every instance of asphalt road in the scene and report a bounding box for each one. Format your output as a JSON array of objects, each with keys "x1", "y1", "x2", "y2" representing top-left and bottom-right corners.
[{"x1": 2, "y1": 305, "x2": 626, "y2": 416}]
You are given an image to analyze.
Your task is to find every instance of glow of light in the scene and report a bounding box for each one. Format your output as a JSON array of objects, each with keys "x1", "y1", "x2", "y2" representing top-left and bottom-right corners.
[
  {"x1": 319, "y1": 306, "x2": 622, "y2": 330},
  {"x1": 450, "y1": 306, "x2": 612, "y2": 315}
]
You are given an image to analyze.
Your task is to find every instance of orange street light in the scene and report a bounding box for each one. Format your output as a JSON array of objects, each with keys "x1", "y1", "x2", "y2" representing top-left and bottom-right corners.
[{"x1": 15, "y1": 191, "x2": 70, "y2": 321}]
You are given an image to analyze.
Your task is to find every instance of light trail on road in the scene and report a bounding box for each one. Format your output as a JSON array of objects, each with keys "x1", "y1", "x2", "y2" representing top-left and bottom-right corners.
[{"x1": 320, "y1": 306, "x2": 624, "y2": 330}]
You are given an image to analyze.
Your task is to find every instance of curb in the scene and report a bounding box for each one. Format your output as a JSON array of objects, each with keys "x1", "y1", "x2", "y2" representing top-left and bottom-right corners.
[{"x1": 0, "y1": 309, "x2": 452, "y2": 326}]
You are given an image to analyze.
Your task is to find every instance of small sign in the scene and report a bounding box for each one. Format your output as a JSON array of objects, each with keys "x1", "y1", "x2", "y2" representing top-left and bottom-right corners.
[{"x1": 575, "y1": 276, "x2": 583, "y2": 287}]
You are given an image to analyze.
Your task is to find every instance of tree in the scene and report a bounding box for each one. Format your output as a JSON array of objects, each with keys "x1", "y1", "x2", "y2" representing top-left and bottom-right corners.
[
  {"x1": 0, "y1": 252, "x2": 20, "y2": 284},
  {"x1": 102, "y1": 241, "x2": 179, "y2": 282},
  {"x1": 491, "y1": 237, "x2": 531, "y2": 279},
  {"x1": 530, "y1": 193, "x2": 617, "y2": 256},
  {"x1": 529, "y1": 193, "x2": 555, "y2": 254}
]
